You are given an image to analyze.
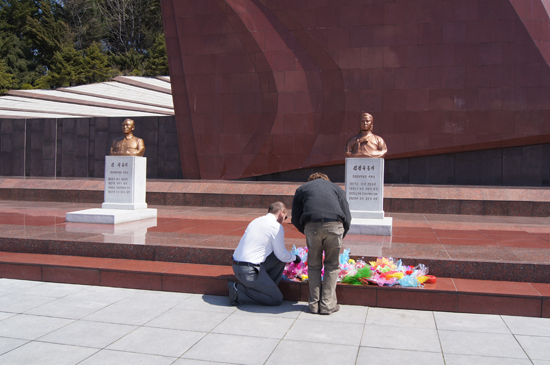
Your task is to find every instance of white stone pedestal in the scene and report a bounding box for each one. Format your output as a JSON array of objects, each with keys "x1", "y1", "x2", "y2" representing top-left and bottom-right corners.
[
  {"x1": 65, "y1": 208, "x2": 157, "y2": 224},
  {"x1": 65, "y1": 218, "x2": 157, "y2": 244},
  {"x1": 66, "y1": 156, "x2": 157, "y2": 224},
  {"x1": 345, "y1": 157, "x2": 392, "y2": 236}
]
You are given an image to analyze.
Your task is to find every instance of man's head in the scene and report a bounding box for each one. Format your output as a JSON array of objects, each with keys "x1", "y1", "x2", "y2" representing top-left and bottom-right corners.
[
  {"x1": 268, "y1": 201, "x2": 287, "y2": 224},
  {"x1": 307, "y1": 172, "x2": 330, "y2": 182},
  {"x1": 122, "y1": 119, "x2": 135, "y2": 135},
  {"x1": 358, "y1": 112, "x2": 373, "y2": 133}
]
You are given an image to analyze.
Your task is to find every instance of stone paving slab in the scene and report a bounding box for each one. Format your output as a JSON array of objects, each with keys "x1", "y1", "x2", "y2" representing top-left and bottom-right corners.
[{"x1": 1, "y1": 279, "x2": 549, "y2": 364}]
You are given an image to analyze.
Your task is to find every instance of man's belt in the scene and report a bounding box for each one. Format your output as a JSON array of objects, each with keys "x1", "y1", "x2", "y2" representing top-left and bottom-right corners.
[
  {"x1": 310, "y1": 218, "x2": 341, "y2": 223},
  {"x1": 233, "y1": 260, "x2": 260, "y2": 267}
]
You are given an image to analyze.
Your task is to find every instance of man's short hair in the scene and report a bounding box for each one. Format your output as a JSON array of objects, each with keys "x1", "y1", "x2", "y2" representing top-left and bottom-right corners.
[
  {"x1": 359, "y1": 112, "x2": 372, "y2": 120},
  {"x1": 268, "y1": 201, "x2": 286, "y2": 214},
  {"x1": 308, "y1": 172, "x2": 330, "y2": 182}
]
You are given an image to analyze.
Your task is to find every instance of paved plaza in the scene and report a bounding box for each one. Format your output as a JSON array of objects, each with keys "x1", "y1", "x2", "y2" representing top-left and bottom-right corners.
[{"x1": 0, "y1": 278, "x2": 549, "y2": 364}]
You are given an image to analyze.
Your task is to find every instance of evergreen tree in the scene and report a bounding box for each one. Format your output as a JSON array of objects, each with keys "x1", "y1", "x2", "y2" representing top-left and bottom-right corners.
[
  {"x1": 0, "y1": 0, "x2": 37, "y2": 39},
  {"x1": 24, "y1": 0, "x2": 70, "y2": 67},
  {"x1": 35, "y1": 44, "x2": 85, "y2": 88},
  {"x1": 0, "y1": 59, "x2": 15, "y2": 94},
  {"x1": 82, "y1": 42, "x2": 110, "y2": 83},
  {"x1": 98, "y1": 0, "x2": 162, "y2": 54},
  {"x1": 0, "y1": 0, "x2": 42, "y2": 87},
  {"x1": 144, "y1": 33, "x2": 168, "y2": 76},
  {"x1": 109, "y1": 48, "x2": 145, "y2": 75},
  {"x1": 62, "y1": 0, "x2": 105, "y2": 50},
  {"x1": 1, "y1": 0, "x2": 168, "y2": 91}
]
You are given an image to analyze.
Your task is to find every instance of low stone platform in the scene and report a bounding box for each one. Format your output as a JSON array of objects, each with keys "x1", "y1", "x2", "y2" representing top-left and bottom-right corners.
[
  {"x1": 2, "y1": 229, "x2": 549, "y2": 283},
  {"x1": 1, "y1": 177, "x2": 550, "y2": 216},
  {"x1": 1, "y1": 251, "x2": 548, "y2": 318},
  {"x1": 0, "y1": 200, "x2": 549, "y2": 317}
]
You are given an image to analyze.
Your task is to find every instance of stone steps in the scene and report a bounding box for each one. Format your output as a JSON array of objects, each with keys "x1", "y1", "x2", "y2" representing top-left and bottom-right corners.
[
  {"x1": 1, "y1": 236, "x2": 549, "y2": 283},
  {"x1": 2, "y1": 178, "x2": 550, "y2": 216},
  {"x1": 1, "y1": 251, "x2": 548, "y2": 318}
]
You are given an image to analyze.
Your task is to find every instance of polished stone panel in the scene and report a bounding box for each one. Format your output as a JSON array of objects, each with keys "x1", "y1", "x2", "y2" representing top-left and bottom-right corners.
[{"x1": 161, "y1": 0, "x2": 550, "y2": 180}]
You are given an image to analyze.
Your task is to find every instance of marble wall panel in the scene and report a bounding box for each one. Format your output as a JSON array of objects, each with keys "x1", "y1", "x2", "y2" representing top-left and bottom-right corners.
[
  {"x1": 161, "y1": 0, "x2": 550, "y2": 182},
  {"x1": 0, "y1": 116, "x2": 182, "y2": 179},
  {"x1": 259, "y1": 143, "x2": 550, "y2": 186}
]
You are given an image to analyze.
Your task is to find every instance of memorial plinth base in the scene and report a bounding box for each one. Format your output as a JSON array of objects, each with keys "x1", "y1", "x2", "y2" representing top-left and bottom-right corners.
[
  {"x1": 65, "y1": 208, "x2": 157, "y2": 225},
  {"x1": 65, "y1": 218, "x2": 157, "y2": 243},
  {"x1": 345, "y1": 157, "x2": 393, "y2": 236},
  {"x1": 349, "y1": 217, "x2": 393, "y2": 236},
  {"x1": 101, "y1": 202, "x2": 148, "y2": 210},
  {"x1": 351, "y1": 210, "x2": 385, "y2": 219},
  {"x1": 65, "y1": 156, "x2": 157, "y2": 224}
]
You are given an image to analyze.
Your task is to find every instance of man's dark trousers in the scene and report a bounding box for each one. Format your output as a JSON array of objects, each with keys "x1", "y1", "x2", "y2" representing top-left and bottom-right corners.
[{"x1": 232, "y1": 252, "x2": 285, "y2": 306}]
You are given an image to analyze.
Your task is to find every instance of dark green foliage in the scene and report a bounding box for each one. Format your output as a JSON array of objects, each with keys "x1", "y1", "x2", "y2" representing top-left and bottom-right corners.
[
  {"x1": 34, "y1": 44, "x2": 83, "y2": 88},
  {"x1": 24, "y1": 0, "x2": 70, "y2": 66},
  {"x1": 98, "y1": 0, "x2": 163, "y2": 54},
  {"x1": 35, "y1": 42, "x2": 112, "y2": 88},
  {"x1": 0, "y1": 59, "x2": 15, "y2": 94},
  {"x1": 144, "y1": 33, "x2": 168, "y2": 76},
  {"x1": 109, "y1": 49, "x2": 145, "y2": 76},
  {"x1": 0, "y1": 0, "x2": 43, "y2": 89},
  {"x1": 63, "y1": 0, "x2": 105, "y2": 50},
  {"x1": 0, "y1": 0, "x2": 168, "y2": 93},
  {"x1": 82, "y1": 42, "x2": 111, "y2": 83}
]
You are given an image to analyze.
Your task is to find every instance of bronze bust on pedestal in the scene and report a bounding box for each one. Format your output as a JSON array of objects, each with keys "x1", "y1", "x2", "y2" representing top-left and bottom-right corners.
[
  {"x1": 344, "y1": 112, "x2": 387, "y2": 158},
  {"x1": 110, "y1": 118, "x2": 146, "y2": 157}
]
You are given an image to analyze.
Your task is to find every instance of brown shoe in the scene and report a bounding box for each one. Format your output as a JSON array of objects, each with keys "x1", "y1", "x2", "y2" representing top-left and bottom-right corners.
[
  {"x1": 320, "y1": 304, "x2": 340, "y2": 315},
  {"x1": 308, "y1": 303, "x2": 320, "y2": 314}
]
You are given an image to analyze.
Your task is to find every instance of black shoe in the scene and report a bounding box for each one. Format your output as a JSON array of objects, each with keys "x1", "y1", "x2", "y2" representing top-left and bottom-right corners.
[
  {"x1": 228, "y1": 281, "x2": 239, "y2": 306},
  {"x1": 320, "y1": 304, "x2": 340, "y2": 315}
]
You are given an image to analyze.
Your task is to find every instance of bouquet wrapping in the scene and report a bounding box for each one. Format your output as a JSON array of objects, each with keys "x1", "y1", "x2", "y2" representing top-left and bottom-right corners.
[{"x1": 283, "y1": 246, "x2": 434, "y2": 288}]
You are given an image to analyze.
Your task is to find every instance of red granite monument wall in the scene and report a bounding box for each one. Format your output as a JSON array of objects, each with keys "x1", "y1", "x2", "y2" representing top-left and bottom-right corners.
[{"x1": 161, "y1": 0, "x2": 550, "y2": 180}]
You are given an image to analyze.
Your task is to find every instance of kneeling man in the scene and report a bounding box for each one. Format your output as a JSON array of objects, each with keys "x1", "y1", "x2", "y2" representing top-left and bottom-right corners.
[{"x1": 228, "y1": 202, "x2": 301, "y2": 306}]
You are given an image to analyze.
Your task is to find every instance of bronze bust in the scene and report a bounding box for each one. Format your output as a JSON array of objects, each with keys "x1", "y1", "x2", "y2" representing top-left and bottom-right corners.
[
  {"x1": 344, "y1": 113, "x2": 387, "y2": 158},
  {"x1": 110, "y1": 118, "x2": 146, "y2": 156}
]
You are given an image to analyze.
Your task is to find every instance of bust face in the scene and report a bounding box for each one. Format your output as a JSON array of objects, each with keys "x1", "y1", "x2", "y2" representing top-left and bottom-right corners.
[
  {"x1": 122, "y1": 119, "x2": 135, "y2": 135},
  {"x1": 359, "y1": 114, "x2": 373, "y2": 132}
]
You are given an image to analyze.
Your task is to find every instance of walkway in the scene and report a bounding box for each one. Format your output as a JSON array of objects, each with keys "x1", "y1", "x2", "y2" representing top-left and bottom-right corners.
[{"x1": 0, "y1": 278, "x2": 549, "y2": 364}]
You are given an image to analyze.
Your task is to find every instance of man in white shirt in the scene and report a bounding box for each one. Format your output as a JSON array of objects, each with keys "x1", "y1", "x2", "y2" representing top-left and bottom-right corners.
[{"x1": 229, "y1": 202, "x2": 301, "y2": 306}]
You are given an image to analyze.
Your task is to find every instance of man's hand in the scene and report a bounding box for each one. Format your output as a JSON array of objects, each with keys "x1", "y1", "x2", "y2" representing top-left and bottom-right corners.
[
  {"x1": 350, "y1": 135, "x2": 369, "y2": 149},
  {"x1": 293, "y1": 255, "x2": 301, "y2": 264},
  {"x1": 357, "y1": 135, "x2": 370, "y2": 144}
]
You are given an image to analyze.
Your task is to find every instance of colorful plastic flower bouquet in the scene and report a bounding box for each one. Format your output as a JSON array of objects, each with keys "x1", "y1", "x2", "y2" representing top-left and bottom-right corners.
[
  {"x1": 282, "y1": 246, "x2": 309, "y2": 282},
  {"x1": 366, "y1": 257, "x2": 431, "y2": 287},
  {"x1": 283, "y1": 246, "x2": 435, "y2": 288}
]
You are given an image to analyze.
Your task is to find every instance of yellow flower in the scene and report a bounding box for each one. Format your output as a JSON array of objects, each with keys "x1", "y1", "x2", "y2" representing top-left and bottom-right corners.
[
  {"x1": 385, "y1": 271, "x2": 404, "y2": 279},
  {"x1": 369, "y1": 257, "x2": 396, "y2": 270}
]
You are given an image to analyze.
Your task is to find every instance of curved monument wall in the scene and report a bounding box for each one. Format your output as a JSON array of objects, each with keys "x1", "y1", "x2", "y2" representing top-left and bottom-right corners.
[{"x1": 161, "y1": 0, "x2": 550, "y2": 180}]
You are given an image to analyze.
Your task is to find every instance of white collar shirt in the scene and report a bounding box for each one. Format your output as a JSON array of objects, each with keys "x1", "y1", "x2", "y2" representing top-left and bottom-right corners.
[{"x1": 233, "y1": 213, "x2": 295, "y2": 264}]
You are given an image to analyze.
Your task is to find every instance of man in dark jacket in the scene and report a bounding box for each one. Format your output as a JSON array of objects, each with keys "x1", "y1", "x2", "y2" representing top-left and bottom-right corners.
[{"x1": 291, "y1": 172, "x2": 351, "y2": 315}]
